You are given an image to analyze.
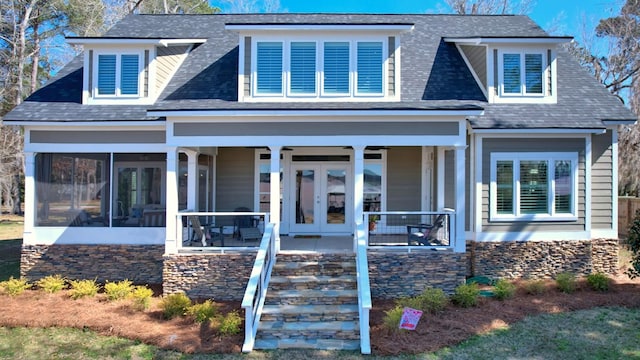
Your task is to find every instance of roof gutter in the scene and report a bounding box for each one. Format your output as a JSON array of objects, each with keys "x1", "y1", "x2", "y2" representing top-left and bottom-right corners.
[{"x1": 444, "y1": 36, "x2": 573, "y2": 45}]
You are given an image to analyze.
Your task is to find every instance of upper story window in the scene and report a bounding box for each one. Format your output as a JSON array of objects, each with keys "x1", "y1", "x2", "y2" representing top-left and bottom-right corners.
[
  {"x1": 249, "y1": 37, "x2": 394, "y2": 101},
  {"x1": 493, "y1": 47, "x2": 555, "y2": 104},
  {"x1": 501, "y1": 51, "x2": 544, "y2": 96},
  {"x1": 490, "y1": 152, "x2": 578, "y2": 222},
  {"x1": 94, "y1": 52, "x2": 143, "y2": 98}
]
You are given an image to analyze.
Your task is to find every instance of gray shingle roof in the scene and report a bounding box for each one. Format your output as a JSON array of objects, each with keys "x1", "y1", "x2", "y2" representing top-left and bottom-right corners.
[{"x1": 4, "y1": 13, "x2": 636, "y2": 128}]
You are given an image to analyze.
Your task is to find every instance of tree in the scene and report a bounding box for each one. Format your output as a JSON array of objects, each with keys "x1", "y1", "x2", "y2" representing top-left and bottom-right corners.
[
  {"x1": 570, "y1": 0, "x2": 640, "y2": 195},
  {"x1": 444, "y1": 0, "x2": 534, "y2": 15}
]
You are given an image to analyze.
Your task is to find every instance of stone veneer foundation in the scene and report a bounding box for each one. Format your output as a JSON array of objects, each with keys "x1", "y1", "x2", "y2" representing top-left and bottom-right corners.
[
  {"x1": 20, "y1": 244, "x2": 164, "y2": 284},
  {"x1": 368, "y1": 250, "x2": 467, "y2": 297},
  {"x1": 468, "y1": 239, "x2": 619, "y2": 278},
  {"x1": 163, "y1": 252, "x2": 257, "y2": 300}
]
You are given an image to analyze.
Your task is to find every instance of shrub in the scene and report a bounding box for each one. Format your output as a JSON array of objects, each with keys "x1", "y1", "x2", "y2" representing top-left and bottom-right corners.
[
  {"x1": 68, "y1": 279, "x2": 99, "y2": 299},
  {"x1": 523, "y1": 279, "x2": 547, "y2": 295},
  {"x1": 187, "y1": 300, "x2": 218, "y2": 323},
  {"x1": 493, "y1": 279, "x2": 516, "y2": 300},
  {"x1": 0, "y1": 277, "x2": 31, "y2": 296},
  {"x1": 131, "y1": 285, "x2": 154, "y2": 311},
  {"x1": 382, "y1": 305, "x2": 404, "y2": 331},
  {"x1": 555, "y1": 272, "x2": 577, "y2": 293},
  {"x1": 587, "y1": 272, "x2": 610, "y2": 292},
  {"x1": 218, "y1": 311, "x2": 242, "y2": 336},
  {"x1": 104, "y1": 279, "x2": 133, "y2": 301},
  {"x1": 626, "y1": 210, "x2": 640, "y2": 278},
  {"x1": 451, "y1": 282, "x2": 480, "y2": 308},
  {"x1": 396, "y1": 288, "x2": 448, "y2": 314},
  {"x1": 36, "y1": 275, "x2": 66, "y2": 294},
  {"x1": 161, "y1": 292, "x2": 192, "y2": 319}
]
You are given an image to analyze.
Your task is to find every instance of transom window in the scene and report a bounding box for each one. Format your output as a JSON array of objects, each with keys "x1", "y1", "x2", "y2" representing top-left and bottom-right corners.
[
  {"x1": 490, "y1": 152, "x2": 578, "y2": 221},
  {"x1": 252, "y1": 38, "x2": 386, "y2": 99},
  {"x1": 94, "y1": 52, "x2": 142, "y2": 97},
  {"x1": 499, "y1": 50, "x2": 546, "y2": 96}
]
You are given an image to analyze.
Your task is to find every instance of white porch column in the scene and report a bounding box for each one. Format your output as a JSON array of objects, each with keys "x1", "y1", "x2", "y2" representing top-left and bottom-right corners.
[
  {"x1": 166, "y1": 147, "x2": 179, "y2": 254},
  {"x1": 269, "y1": 146, "x2": 281, "y2": 252},
  {"x1": 23, "y1": 152, "x2": 35, "y2": 244},
  {"x1": 437, "y1": 147, "x2": 446, "y2": 210},
  {"x1": 183, "y1": 149, "x2": 198, "y2": 211},
  {"x1": 454, "y1": 146, "x2": 467, "y2": 253},
  {"x1": 354, "y1": 146, "x2": 365, "y2": 226}
]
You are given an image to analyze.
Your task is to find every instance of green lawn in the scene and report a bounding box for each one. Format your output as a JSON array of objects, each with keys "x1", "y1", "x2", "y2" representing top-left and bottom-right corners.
[{"x1": 0, "y1": 307, "x2": 638, "y2": 359}]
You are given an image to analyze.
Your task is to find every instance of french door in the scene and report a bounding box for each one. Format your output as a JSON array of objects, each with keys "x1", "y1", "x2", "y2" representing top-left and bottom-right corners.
[{"x1": 289, "y1": 164, "x2": 351, "y2": 234}]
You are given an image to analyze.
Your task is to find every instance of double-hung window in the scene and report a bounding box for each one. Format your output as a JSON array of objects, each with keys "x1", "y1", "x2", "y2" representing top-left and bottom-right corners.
[
  {"x1": 95, "y1": 53, "x2": 142, "y2": 97},
  {"x1": 500, "y1": 50, "x2": 545, "y2": 96},
  {"x1": 256, "y1": 42, "x2": 283, "y2": 95},
  {"x1": 356, "y1": 42, "x2": 383, "y2": 95},
  {"x1": 490, "y1": 152, "x2": 578, "y2": 221}
]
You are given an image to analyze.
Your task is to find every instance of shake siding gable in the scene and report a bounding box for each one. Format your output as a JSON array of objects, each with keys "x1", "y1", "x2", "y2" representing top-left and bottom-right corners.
[
  {"x1": 481, "y1": 138, "x2": 586, "y2": 232},
  {"x1": 155, "y1": 45, "x2": 190, "y2": 95},
  {"x1": 459, "y1": 45, "x2": 487, "y2": 89},
  {"x1": 591, "y1": 131, "x2": 614, "y2": 229}
]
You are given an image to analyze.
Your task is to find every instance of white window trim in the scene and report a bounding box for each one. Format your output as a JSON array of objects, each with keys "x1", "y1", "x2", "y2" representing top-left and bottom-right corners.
[
  {"x1": 92, "y1": 50, "x2": 144, "y2": 100},
  {"x1": 498, "y1": 49, "x2": 546, "y2": 97},
  {"x1": 249, "y1": 35, "x2": 390, "y2": 102},
  {"x1": 489, "y1": 152, "x2": 579, "y2": 222},
  {"x1": 488, "y1": 46, "x2": 557, "y2": 104}
]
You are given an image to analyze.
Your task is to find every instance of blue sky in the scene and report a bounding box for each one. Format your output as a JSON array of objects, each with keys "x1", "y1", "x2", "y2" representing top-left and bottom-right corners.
[{"x1": 265, "y1": 0, "x2": 623, "y2": 38}]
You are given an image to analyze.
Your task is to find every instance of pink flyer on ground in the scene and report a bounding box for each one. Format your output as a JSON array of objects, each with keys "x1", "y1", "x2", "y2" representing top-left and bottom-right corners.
[{"x1": 399, "y1": 307, "x2": 423, "y2": 330}]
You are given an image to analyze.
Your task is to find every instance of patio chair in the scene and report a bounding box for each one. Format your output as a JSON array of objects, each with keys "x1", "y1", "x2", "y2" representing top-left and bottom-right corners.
[
  {"x1": 187, "y1": 215, "x2": 223, "y2": 247},
  {"x1": 140, "y1": 210, "x2": 165, "y2": 227},
  {"x1": 233, "y1": 207, "x2": 262, "y2": 243},
  {"x1": 407, "y1": 214, "x2": 446, "y2": 246}
]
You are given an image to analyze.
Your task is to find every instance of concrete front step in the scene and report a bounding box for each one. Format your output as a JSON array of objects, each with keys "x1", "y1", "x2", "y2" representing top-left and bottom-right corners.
[
  {"x1": 265, "y1": 289, "x2": 358, "y2": 305},
  {"x1": 261, "y1": 304, "x2": 359, "y2": 322},
  {"x1": 269, "y1": 275, "x2": 356, "y2": 291},
  {"x1": 254, "y1": 338, "x2": 361, "y2": 351},
  {"x1": 257, "y1": 320, "x2": 359, "y2": 341},
  {"x1": 272, "y1": 261, "x2": 356, "y2": 277}
]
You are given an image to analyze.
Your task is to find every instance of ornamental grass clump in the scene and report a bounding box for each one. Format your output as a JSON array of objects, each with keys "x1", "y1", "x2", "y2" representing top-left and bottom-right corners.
[
  {"x1": 523, "y1": 279, "x2": 547, "y2": 295},
  {"x1": 161, "y1": 292, "x2": 192, "y2": 319},
  {"x1": 218, "y1": 311, "x2": 242, "y2": 335},
  {"x1": 104, "y1": 279, "x2": 134, "y2": 301},
  {"x1": 68, "y1": 279, "x2": 99, "y2": 299},
  {"x1": 131, "y1": 285, "x2": 154, "y2": 311},
  {"x1": 493, "y1": 279, "x2": 516, "y2": 300},
  {"x1": 555, "y1": 272, "x2": 578, "y2": 294},
  {"x1": 382, "y1": 305, "x2": 404, "y2": 332},
  {"x1": 0, "y1": 277, "x2": 31, "y2": 296},
  {"x1": 451, "y1": 282, "x2": 480, "y2": 308},
  {"x1": 586, "y1": 272, "x2": 610, "y2": 292},
  {"x1": 36, "y1": 275, "x2": 66, "y2": 294},
  {"x1": 187, "y1": 300, "x2": 218, "y2": 323}
]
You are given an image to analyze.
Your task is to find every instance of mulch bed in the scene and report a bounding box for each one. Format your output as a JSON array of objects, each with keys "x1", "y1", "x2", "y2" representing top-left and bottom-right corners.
[{"x1": 0, "y1": 275, "x2": 638, "y2": 355}]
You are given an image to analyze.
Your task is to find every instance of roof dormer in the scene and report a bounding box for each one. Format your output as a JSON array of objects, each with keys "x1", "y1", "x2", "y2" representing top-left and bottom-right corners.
[
  {"x1": 445, "y1": 36, "x2": 572, "y2": 104},
  {"x1": 66, "y1": 37, "x2": 206, "y2": 105},
  {"x1": 226, "y1": 23, "x2": 413, "y2": 102}
]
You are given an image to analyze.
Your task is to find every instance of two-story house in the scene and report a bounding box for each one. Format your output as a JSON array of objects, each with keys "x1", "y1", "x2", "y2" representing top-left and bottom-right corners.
[{"x1": 4, "y1": 13, "x2": 636, "y2": 352}]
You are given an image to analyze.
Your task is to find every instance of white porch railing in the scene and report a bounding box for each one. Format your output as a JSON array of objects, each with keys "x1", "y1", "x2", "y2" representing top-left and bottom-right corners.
[
  {"x1": 176, "y1": 211, "x2": 269, "y2": 252},
  {"x1": 241, "y1": 222, "x2": 276, "y2": 353},
  {"x1": 364, "y1": 210, "x2": 456, "y2": 252},
  {"x1": 355, "y1": 221, "x2": 372, "y2": 354}
]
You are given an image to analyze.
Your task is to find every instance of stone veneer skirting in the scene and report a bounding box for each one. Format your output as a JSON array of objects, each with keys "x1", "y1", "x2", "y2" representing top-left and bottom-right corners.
[
  {"x1": 368, "y1": 250, "x2": 467, "y2": 298},
  {"x1": 468, "y1": 239, "x2": 619, "y2": 278},
  {"x1": 163, "y1": 252, "x2": 257, "y2": 301},
  {"x1": 21, "y1": 244, "x2": 164, "y2": 284}
]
